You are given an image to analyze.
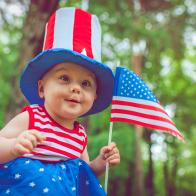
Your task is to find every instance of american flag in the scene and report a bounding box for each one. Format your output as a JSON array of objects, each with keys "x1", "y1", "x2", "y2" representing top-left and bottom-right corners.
[{"x1": 110, "y1": 67, "x2": 184, "y2": 141}]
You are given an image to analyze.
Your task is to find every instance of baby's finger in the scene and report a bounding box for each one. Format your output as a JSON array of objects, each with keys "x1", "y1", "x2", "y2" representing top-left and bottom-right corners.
[
  {"x1": 106, "y1": 143, "x2": 117, "y2": 154},
  {"x1": 109, "y1": 142, "x2": 116, "y2": 149},
  {"x1": 104, "y1": 147, "x2": 119, "y2": 158},
  {"x1": 102, "y1": 143, "x2": 116, "y2": 154},
  {"x1": 13, "y1": 143, "x2": 30, "y2": 156},
  {"x1": 20, "y1": 139, "x2": 34, "y2": 151},
  {"x1": 24, "y1": 134, "x2": 38, "y2": 147},
  {"x1": 107, "y1": 154, "x2": 120, "y2": 165},
  {"x1": 30, "y1": 130, "x2": 46, "y2": 142},
  {"x1": 108, "y1": 158, "x2": 120, "y2": 166}
]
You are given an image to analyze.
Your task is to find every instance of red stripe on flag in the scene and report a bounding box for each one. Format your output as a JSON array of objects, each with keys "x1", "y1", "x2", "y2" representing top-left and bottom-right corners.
[
  {"x1": 110, "y1": 117, "x2": 184, "y2": 140},
  {"x1": 43, "y1": 12, "x2": 56, "y2": 50},
  {"x1": 112, "y1": 100, "x2": 168, "y2": 116},
  {"x1": 73, "y1": 8, "x2": 93, "y2": 58},
  {"x1": 111, "y1": 108, "x2": 175, "y2": 126}
]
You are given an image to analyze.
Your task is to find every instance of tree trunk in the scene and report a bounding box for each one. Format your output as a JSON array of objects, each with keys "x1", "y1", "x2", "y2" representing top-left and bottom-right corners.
[
  {"x1": 140, "y1": 0, "x2": 173, "y2": 12},
  {"x1": 5, "y1": 0, "x2": 59, "y2": 122},
  {"x1": 132, "y1": 53, "x2": 144, "y2": 196},
  {"x1": 125, "y1": 161, "x2": 134, "y2": 196},
  {"x1": 164, "y1": 140, "x2": 178, "y2": 196},
  {"x1": 144, "y1": 130, "x2": 154, "y2": 196},
  {"x1": 133, "y1": 125, "x2": 144, "y2": 196}
]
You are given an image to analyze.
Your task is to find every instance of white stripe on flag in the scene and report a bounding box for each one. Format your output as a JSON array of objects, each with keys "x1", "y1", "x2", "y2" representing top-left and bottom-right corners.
[
  {"x1": 113, "y1": 96, "x2": 165, "y2": 110},
  {"x1": 112, "y1": 104, "x2": 172, "y2": 124},
  {"x1": 111, "y1": 96, "x2": 184, "y2": 140},
  {"x1": 111, "y1": 113, "x2": 179, "y2": 133}
]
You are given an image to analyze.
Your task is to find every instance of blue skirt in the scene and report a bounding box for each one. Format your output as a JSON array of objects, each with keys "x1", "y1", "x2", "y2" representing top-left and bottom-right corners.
[{"x1": 0, "y1": 158, "x2": 106, "y2": 196}]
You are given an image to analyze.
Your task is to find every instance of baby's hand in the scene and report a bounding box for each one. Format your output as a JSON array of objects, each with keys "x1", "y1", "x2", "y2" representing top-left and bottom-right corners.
[
  {"x1": 100, "y1": 142, "x2": 120, "y2": 167},
  {"x1": 11, "y1": 130, "x2": 45, "y2": 157}
]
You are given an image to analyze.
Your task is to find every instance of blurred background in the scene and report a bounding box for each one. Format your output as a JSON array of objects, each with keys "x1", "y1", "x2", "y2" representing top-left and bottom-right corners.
[{"x1": 0, "y1": 0, "x2": 195, "y2": 195}]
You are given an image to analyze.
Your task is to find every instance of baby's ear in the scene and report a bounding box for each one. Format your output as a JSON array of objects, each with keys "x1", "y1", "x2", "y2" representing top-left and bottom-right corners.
[{"x1": 38, "y1": 80, "x2": 44, "y2": 98}]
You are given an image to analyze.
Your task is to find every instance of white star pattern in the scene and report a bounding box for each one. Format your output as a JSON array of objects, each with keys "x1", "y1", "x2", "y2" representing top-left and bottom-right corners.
[
  {"x1": 118, "y1": 69, "x2": 157, "y2": 102},
  {"x1": 78, "y1": 162, "x2": 82, "y2": 166},
  {"x1": 43, "y1": 187, "x2": 49, "y2": 193},
  {"x1": 14, "y1": 173, "x2": 21, "y2": 179},
  {"x1": 4, "y1": 165, "x2": 8, "y2": 168},
  {"x1": 58, "y1": 176, "x2": 62, "y2": 181},
  {"x1": 29, "y1": 182, "x2": 36, "y2": 187},
  {"x1": 86, "y1": 180, "x2": 89, "y2": 185},
  {"x1": 52, "y1": 178, "x2": 56, "y2": 182}
]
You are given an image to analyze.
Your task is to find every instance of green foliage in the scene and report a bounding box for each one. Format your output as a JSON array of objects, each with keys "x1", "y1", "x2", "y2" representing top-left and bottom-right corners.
[{"x1": 0, "y1": 20, "x2": 22, "y2": 127}]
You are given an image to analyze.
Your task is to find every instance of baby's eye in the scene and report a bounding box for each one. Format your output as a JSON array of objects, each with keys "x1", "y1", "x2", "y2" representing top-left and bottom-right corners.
[
  {"x1": 59, "y1": 75, "x2": 69, "y2": 82},
  {"x1": 82, "y1": 80, "x2": 91, "y2": 87}
]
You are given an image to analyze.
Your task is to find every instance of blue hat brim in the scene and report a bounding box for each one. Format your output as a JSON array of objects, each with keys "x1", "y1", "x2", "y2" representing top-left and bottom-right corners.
[{"x1": 20, "y1": 48, "x2": 114, "y2": 116}]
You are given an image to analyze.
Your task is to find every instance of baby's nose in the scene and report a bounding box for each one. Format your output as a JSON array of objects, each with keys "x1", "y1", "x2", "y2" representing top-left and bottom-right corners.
[{"x1": 70, "y1": 83, "x2": 81, "y2": 94}]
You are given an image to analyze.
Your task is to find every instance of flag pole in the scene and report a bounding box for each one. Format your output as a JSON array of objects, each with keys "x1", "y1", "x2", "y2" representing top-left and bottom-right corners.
[
  {"x1": 104, "y1": 121, "x2": 113, "y2": 193},
  {"x1": 104, "y1": 62, "x2": 120, "y2": 193}
]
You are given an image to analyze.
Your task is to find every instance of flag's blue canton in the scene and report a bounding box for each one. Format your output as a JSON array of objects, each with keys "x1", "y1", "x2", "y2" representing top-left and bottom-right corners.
[{"x1": 114, "y1": 67, "x2": 158, "y2": 103}]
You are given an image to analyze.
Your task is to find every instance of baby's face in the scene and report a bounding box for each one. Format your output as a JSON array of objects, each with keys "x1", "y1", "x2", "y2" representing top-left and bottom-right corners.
[{"x1": 38, "y1": 62, "x2": 97, "y2": 125}]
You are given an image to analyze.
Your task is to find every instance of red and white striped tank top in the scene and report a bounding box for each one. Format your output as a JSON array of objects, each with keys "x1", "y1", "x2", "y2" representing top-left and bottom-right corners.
[{"x1": 21, "y1": 104, "x2": 88, "y2": 162}]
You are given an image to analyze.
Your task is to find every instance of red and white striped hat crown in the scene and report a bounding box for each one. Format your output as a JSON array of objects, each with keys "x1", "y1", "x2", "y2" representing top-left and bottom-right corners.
[
  {"x1": 20, "y1": 7, "x2": 114, "y2": 116},
  {"x1": 43, "y1": 7, "x2": 101, "y2": 61}
]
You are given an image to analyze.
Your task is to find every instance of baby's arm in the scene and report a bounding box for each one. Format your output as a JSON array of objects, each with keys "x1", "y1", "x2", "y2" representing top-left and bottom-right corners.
[
  {"x1": 0, "y1": 111, "x2": 45, "y2": 164},
  {"x1": 81, "y1": 142, "x2": 120, "y2": 176}
]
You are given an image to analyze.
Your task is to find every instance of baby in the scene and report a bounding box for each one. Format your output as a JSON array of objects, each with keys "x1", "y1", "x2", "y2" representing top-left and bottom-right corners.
[{"x1": 0, "y1": 7, "x2": 120, "y2": 196}]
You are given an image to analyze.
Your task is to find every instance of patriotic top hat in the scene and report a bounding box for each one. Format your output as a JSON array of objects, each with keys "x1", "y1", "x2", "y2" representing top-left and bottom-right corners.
[{"x1": 20, "y1": 7, "x2": 114, "y2": 116}]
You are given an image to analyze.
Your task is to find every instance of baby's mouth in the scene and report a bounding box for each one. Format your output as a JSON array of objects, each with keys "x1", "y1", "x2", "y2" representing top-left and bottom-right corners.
[{"x1": 66, "y1": 99, "x2": 80, "y2": 104}]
